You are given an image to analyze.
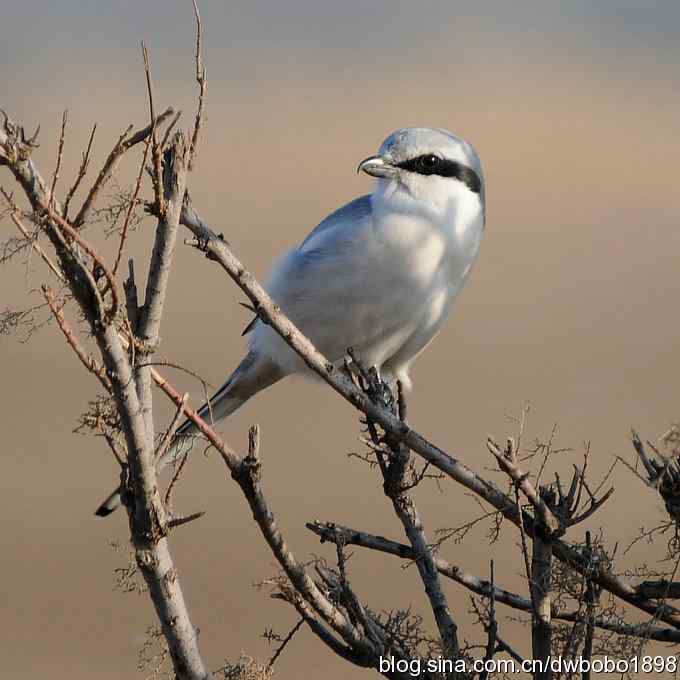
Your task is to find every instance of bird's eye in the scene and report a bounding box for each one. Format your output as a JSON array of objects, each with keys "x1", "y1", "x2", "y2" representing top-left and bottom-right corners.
[{"x1": 418, "y1": 155, "x2": 440, "y2": 171}]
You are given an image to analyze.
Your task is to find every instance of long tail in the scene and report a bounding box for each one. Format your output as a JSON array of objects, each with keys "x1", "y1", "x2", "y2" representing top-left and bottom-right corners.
[{"x1": 94, "y1": 351, "x2": 284, "y2": 517}]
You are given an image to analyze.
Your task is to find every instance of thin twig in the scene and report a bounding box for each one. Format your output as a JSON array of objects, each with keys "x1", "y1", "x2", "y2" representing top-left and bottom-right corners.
[
  {"x1": 167, "y1": 511, "x2": 206, "y2": 530},
  {"x1": 2, "y1": 108, "x2": 209, "y2": 680},
  {"x1": 160, "y1": 110, "x2": 182, "y2": 152},
  {"x1": 1, "y1": 187, "x2": 63, "y2": 280},
  {"x1": 188, "y1": 0, "x2": 206, "y2": 170},
  {"x1": 42, "y1": 285, "x2": 111, "y2": 391},
  {"x1": 157, "y1": 393, "x2": 189, "y2": 463},
  {"x1": 266, "y1": 618, "x2": 304, "y2": 670},
  {"x1": 306, "y1": 521, "x2": 680, "y2": 643},
  {"x1": 49, "y1": 111, "x2": 68, "y2": 209},
  {"x1": 113, "y1": 136, "x2": 151, "y2": 275},
  {"x1": 43, "y1": 202, "x2": 121, "y2": 321},
  {"x1": 164, "y1": 450, "x2": 190, "y2": 509},
  {"x1": 487, "y1": 436, "x2": 559, "y2": 534},
  {"x1": 142, "y1": 42, "x2": 164, "y2": 214},
  {"x1": 582, "y1": 531, "x2": 596, "y2": 680},
  {"x1": 353, "y1": 364, "x2": 459, "y2": 657},
  {"x1": 73, "y1": 107, "x2": 173, "y2": 228},
  {"x1": 64, "y1": 122, "x2": 96, "y2": 218},
  {"x1": 516, "y1": 484, "x2": 538, "y2": 621},
  {"x1": 479, "y1": 560, "x2": 497, "y2": 680}
]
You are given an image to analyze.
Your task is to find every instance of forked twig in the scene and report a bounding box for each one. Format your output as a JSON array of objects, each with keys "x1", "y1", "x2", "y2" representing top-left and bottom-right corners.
[{"x1": 73, "y1": 107, "x2": 173, "y2": 228}]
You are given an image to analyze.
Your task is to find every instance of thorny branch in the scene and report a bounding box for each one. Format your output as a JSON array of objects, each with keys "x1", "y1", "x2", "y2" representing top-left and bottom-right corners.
[
  {"x1": 1, "y1": 42, "x2": 210, "y2": 679},
  {"x1": 307, "y1": 521, "x2": 680, "y2": 645},
  {"x1": 179, "y1": 195, "x2": 680, "y2": 633}
]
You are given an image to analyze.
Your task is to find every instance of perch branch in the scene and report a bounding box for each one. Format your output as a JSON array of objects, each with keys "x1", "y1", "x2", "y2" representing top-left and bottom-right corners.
[
  {"x1": 147, "y1": 373, "x2": 381, "y2": 664},
  {"x1": 177, "y1": 198, "x2": 680, "y2": 630}
]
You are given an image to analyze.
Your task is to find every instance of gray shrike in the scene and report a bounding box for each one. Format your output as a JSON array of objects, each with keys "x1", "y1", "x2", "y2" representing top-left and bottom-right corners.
[{"x1": 96, "y1": 127, "x2": 485, "y2": 516}]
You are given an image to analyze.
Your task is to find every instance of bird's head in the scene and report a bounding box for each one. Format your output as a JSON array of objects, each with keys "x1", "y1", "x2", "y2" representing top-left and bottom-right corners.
[{"x1": 357, "y1": 128, "x2": 485, "y2": 223}]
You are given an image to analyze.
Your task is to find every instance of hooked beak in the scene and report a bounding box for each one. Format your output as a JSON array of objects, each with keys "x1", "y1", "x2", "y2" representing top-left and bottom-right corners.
[{"x1": 356, "y1": 154, "x2": 397, "y2": 179}]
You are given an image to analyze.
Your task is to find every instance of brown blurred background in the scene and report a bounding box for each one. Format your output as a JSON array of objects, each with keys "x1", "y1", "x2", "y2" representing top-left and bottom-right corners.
[{"x1": 2, "y1": 1, "x2": 680, "y2": 677}]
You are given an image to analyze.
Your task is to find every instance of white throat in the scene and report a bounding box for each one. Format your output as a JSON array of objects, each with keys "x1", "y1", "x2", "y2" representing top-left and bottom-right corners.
[{"x1": 371, "y1": 174, "x2": 484, "y2": 239}]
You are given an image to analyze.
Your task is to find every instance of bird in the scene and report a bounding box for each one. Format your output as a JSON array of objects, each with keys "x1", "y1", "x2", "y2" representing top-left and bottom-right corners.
[{"x1": 95, "y1": 127, "x2": 485, "y2": 516}]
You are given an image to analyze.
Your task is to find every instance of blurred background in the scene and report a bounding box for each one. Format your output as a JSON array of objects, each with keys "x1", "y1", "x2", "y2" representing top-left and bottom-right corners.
[{"x1": 2, "y1": 1, "x2": 679, "y2": 677}]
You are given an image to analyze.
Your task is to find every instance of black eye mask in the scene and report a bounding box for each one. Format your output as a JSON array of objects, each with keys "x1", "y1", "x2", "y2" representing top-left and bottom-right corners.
[{"x1": 396, "y1": 154, "x2": 482, "y2": 194}]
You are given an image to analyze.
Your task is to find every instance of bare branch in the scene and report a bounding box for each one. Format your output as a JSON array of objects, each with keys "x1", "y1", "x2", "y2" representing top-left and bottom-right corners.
[
  {"x1": 134, "y1": 131, "x2": 189, "y2": 452},
  {"x1": 138, "y1": 131, "x2": 189, "y2": 345},
  {"x1": 352, "y1": 367, "x2": 459, "y2": 658},
  {"x1": 157, "y1": 393, "x2": 189, "y2": 464},
  {"x1": 178, "y1": 197, "x2": 680, "y2": 630},
  {"x1": 64, "y1": 122, "x2": 96, "y2": 218},
  {"x1": 113, "y1": 135, "x2": 151, "y2": 275},
  {"x1": 43, "y1": 202, "x2": 121, "y2": 321},
  {"x1": 487, "y1": 436, "x2": 559, "y2": 535},
  {"x1": 144, "y1": 363, "x2": 241, "y2": 468},
  {"x1": 542, "y1": 452, "x2": 615, "y2": 531},
  {"x1": 147, "y1": 369, "x2": 379, "y2": 662},
  {"x1": 266, "y1": 618, "x2": 304, "y2": 670},
  {"x1": 478, "y1": 561, "x2": 497, "y2": 680},
  {"x1": 2, "y1": 108, "x2": 209, "y2": 679},
  {"x1": 515, "y1": 483, "x2": 536, "y2": 620},
  {"x1": 167, "y1": 511, "x2": 206, "y2": 531},
  {"x1": 49, "y1": 110, "x2": 68, "y2": 209},
  {"x1": 142, "y1": 42, "x2": 165, "y2": 214},
  {"x1": 306, "y1": 521, "x2": 680, "y2": 643},
  {"x1": 188, "y1": 0, "x2": 206, "y2": 170},
  {"x1": 531, "y1": 536, "x2": 552, "y2": 679},
  {"x1": 164, "y1": 450, "x2": 190, "y2": 509},
  {"x1": 160, "y1": 110, "x2": 183, "y2": 152},
  {"x1": 582, "y1": 531, "x2": 597, "y2": 680},
  {"x1": 226, "y1": 425, "x2": 374, "y2": 654},
  {"x1": 629, "y1": 429, "x2": 680, "y2": 522},
  {"x1": 73, "y1": 107, "x2": 173, "y2": 228},
  {"x1": 1, "y1": 187, "x2": 63, "y2": 280},
  {"x1": 637, "y1": 580, "x2": 680, "y2": 599},
  {"x1": 632, "y1": 429, "x2": 659, "y2": 479},
  {"x1": 290, "y1": 600, "x2": 367, "y2": 667},
  {"x1": 42, "y1": 285, "x2": 111, "y2": 391}
]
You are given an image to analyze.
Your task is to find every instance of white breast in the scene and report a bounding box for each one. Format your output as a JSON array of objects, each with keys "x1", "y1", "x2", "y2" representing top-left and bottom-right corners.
[{"x1": 370, "y1": 186, "x2": 484, "y2": 386}]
